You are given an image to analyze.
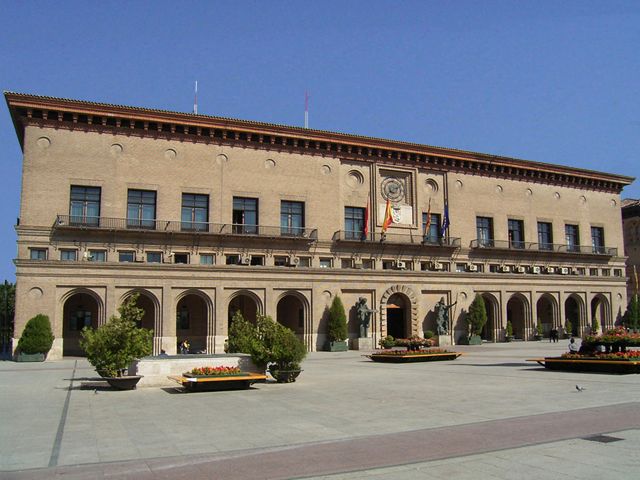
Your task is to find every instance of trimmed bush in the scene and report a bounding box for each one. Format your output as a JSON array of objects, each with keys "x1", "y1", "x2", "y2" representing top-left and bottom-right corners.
[
  {"x1": 80, "y1": 293, "x2": 153, "y2": 377},
  {"x1": 423, "y1": 330, "x2": 434, "y2": 339},
  {"x1": 379, "y1": 335, "x2": 396, "y2": 348},
  {"x1": 17, "y1": 314, "x2": 54, "y2": 355},
  {"x1": 327, "y1": 295, "x2": 347, "y2": 342},
  {"x1": 623, "y1": 294, "x2": 639, "y2": 332},
  {"x1": 467, "y1": 294, "x2": 487, "y2": 337},
  {"x1": 506, "y1": 320, "x2": 513, "y2": 337}
]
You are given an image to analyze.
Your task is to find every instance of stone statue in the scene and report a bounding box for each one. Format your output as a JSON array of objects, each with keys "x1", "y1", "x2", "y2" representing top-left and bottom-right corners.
[
  {"x1": 356, "y1": 297, "x2": 375, "y2": 337},
  {"x1": 435, "y1": 297, "x2": 457, "y2": 335}
]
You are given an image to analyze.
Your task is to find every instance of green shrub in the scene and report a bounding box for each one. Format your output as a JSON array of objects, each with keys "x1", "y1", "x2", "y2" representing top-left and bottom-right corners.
[
  {"x1": 623, "y1": 294, "x2": 639, "y2": 331},
  {"x1": 227, "y1": 311, "x2": 261, "y2": 355},
  {"x1": 506, "y1": 321, "x2": 513, "y2": 337},
  {"x1": 565, "y1": 320, "x2": 573, "y2": 337},
  {"x1": 80, "y1": 293, "x2": 153, "y2": 377},
  {"x1": 423, "y1": 330, "x2": 434, "y2": 339},
  {"x1": 467, "y1": 294, "x2": 487, "y2": 336},
  {"x1": 17, "y1": 314, "x2": 54, "y2": 355},
  {"x1": 327, "y1": 295, "x2": 347, "y2": 342},
  {"x1": 536, "y1": 320, "x2": 543, "y2": 336},
  {"x1": 379, "y1": 335, "x2": 395, "y2": 348}
]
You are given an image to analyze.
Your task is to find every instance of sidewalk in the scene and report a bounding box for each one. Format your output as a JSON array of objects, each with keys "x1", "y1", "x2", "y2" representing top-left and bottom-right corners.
[{"x1": 1, "y1": 342, "x2": 638, "y2": 479}]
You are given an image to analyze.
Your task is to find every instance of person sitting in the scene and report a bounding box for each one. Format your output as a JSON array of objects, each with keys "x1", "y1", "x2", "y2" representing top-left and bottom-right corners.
[{"x1": 568, "y1": 337, "x2": 579, "y2": 354}]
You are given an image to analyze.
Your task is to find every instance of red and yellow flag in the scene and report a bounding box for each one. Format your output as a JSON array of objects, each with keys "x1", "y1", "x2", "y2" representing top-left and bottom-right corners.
[
  {"x1": 381, "y1": 198, "x2": 393, "y2": 234},
  {"x1": 424, "y1": 198, "x2": 432, "y2": 236},
  {"x1": 363, "y1": 194, "x2": 370, "y2": 238}
]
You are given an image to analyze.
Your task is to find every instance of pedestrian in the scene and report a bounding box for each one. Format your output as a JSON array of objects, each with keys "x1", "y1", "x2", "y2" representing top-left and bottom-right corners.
[{"x1": 568, "y1": 337, "x2": 579, "y2": 354}]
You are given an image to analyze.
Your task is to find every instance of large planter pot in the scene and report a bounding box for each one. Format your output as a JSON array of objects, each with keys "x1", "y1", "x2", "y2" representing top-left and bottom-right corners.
[
  {"x1": 105, "y1": 375, "x2": 143, "y2": 390},
  {"x1": 268, "y1": 367, "x2": 302, "y2": 383},
  {"x1": 326, "y1": 341, "x2": 348, "y2": 352},
  {"x1": 468, "y1": 335, "x2": 482, "y2": 345},
  {"x1": 16, "y1": 352, "x2": 46, "y2": 362}
]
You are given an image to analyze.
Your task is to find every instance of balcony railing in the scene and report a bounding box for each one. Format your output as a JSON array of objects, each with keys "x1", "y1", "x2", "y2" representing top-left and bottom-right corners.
[
  {"x1": 470, "y1": 239, "x2": 617, "y2": 256},
  {"x1": 333, "y1": 230, "x2": 461, "y2": 248},
  {"x1": 53, "y1": 215, "x2": 318, "y2": 240}
]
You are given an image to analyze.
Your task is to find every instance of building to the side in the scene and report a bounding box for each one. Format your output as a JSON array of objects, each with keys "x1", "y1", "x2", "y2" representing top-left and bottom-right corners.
[
  {"x1": 5, "y1": 92, "x2": 635, "y2": 359},
  {"x1": 622, "y1": 199, "x2": 640, "y2": 299}
]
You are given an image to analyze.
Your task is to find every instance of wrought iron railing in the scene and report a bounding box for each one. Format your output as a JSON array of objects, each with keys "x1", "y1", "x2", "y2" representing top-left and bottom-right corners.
[
  {"x1": 54, "y1": 215, "x2": 318, "y2": 240},
  {"x1": 333, "y1": 230, "x2": 461, "y2": 247},
  {"x1": 470, "y1": 239, "x2": 617, "y2": 256}
]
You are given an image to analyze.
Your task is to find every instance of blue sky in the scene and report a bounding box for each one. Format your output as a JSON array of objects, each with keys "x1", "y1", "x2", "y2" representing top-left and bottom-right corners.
[{"x1": 0, "y1": 0, "x2": 638, "y2": 281}]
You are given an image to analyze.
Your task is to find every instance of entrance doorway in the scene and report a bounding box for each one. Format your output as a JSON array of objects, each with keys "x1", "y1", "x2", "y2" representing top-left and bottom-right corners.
[{"x1": 386, "y1": 293, "x2": 408, "y2": 339}]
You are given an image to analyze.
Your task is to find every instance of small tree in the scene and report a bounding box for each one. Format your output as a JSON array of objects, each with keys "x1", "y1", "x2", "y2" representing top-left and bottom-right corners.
[
  {"x1": 17, "y1": 314, "x2": 54, "y2": 355},
  {"x1": 536, "y1": 320, "x2": 543, "y2": 336},
  {"x1": 565, "y1": 319, "x2": 573, "y2": 337},
  {"x1": 80, "y1": 293, "x2": 153, "y2": 377},
  {"x1": 506, "y1": 320, "x2": 513, "y2": 338},
  {"x1": 327, "y1": 295, "x2": 347, "y2": 342},
  {"x1": 227, "y1": 311, "x2": 261, "y2": 355},
  {"x1": 467, "y1": 294, "x2": 487, "y2": 337},
  {"x1": 592, "y1": 317, "x2": 600, "y2": 335},
  {"x1": 623, "y1": 295, "x2": 639, "y2": 332}
]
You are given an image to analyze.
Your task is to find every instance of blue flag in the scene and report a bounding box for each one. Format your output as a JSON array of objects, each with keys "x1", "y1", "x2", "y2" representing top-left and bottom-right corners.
[{"x1": 440, "y1": 202, "x2": 450, "y2": 237}]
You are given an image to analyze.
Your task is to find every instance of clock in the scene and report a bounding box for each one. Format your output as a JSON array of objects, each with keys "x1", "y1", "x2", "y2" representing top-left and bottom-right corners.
[{"x1": 381, "y1": 177, "x2": 405, "y2": 202}]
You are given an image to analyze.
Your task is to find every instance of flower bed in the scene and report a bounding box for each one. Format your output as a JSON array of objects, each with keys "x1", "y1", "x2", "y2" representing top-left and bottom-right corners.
[
  {"x1": 183, "y1": 366, "x2": 243, "y2": 378},
  {"x1": 366, "y1": 348, "x2": 461, "y2": 363},
  {"x1": 529, "y1": 347, "x2": 640, "y2": 374}
]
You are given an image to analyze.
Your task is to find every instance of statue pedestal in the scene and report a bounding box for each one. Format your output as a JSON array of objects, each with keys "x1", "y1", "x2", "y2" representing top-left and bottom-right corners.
[
  {"x1": 352, "y1": 337, "x2": 373, "y2": 351},
  {"x1": 436, "y1": 335, "x2": 452, "y2": 347}
]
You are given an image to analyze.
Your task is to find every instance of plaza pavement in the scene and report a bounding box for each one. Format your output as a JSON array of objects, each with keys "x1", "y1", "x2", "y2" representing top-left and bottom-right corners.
[{"x1": 0, "y1": 341, "x2": 639, "y2": 479}]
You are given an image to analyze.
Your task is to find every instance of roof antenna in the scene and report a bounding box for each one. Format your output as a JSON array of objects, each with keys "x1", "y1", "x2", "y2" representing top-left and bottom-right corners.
[
  {"x1": 304, "y1": 90, "x2": 309, "y2": 128},
  {"x1": 193, "y1": 81, "x2": 198, "y2": 114}
]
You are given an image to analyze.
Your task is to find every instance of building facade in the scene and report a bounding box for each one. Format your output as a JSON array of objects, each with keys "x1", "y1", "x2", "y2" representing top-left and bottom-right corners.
[
  {"x1": 622, "y1": 199, "x2": 640, "y2": 299},
  {"x1": 5, "y1": 92, "x2": 634, "y2": 359}
]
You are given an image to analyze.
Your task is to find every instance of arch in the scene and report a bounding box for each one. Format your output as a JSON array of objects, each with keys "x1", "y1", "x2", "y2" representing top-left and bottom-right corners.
[
  {"x1": 564, "y1": 294, "x2": 584, "y2": 337},
  {"x1": 176, "y1": 290, "x2": 213, "y2": 354},
  {"x1": 380, "y1": 285, "x2": 418, "y2": 338},
  {"x1": 536, "y1": 294, "x2": 557, "y2": 338},
  {"x1": 121, "y1": 289, "x2": 160, "y2": 333},
  {"x1": 61, "y1": 288, "x2": 104, "y2": 357},
  {"x1": 590, "y1": 294, "x2": 609, "y2": 334},
  {"x1": 507, "y1": 293, "x2": 529, "y2": 340},
  {"x1": 228, "y1": 290, "x2": 263, "y2": 326},
  {"x1": 276, "y1": 291, "x2": 309, "y2": 338},
  {"x1": 480, "y1": 293, "x2": 499, "y2": 342}
]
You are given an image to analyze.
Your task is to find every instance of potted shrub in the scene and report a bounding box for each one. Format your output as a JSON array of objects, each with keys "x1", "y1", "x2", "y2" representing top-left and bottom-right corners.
[
  {"x1": 622, "y1": 294, "x2": 639, "y2": 333},
  {"x1": 16, "y1": 314, "x2": 54, "y2": 362},
  {"x1": 379, "y1": 335, "x2": 396, "y2": 349},
  {"x1": 505, "y1": 321, "x2": 514, "y2": 342},
  {"x1": 80, "y1": 293, "x2": 153, "y2": 389},
  {"x1": 564, "y1": 320, "x2": 573, "y2": 339},
  {"x1": 326, "y1": 295, "x2": 348, "y2": 351},
  {"x1": 462, "y1": 294, "x2": 486, "y2": 345},
  {"x1": 534, "y1": 320, "x2": 543, "y2": 341}
]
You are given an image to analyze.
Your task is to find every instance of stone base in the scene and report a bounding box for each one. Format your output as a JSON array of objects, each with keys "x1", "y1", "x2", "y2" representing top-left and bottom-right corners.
[
  {"x1": 129, "y1": 353, "x2": 260, "y2": 388},
  {"x1": 351, "y1": 337, "x2": 373, "y2": 351},
  {"x1": 436, "y1": 335, "x2": 452, "y2": 347}
]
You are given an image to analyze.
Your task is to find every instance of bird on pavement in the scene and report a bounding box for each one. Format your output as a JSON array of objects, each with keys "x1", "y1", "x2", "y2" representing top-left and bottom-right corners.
[{"x1": 576, "y1": 385, "x2": 586, "y2": 392}]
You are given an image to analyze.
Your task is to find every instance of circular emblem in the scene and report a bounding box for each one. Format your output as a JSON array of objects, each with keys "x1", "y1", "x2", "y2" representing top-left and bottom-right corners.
[{"x1": 381, "y1": 178, "x2": 405, "y2": 202}]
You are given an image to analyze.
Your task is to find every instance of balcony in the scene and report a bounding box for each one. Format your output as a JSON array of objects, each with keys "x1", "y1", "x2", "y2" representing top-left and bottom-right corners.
[
  {"x1": 53, "y1": 215, "x2": 318, "y2": 241},
  {"x1": 470, "y1": 239, "x2": 617, "y2": 257},
  {"x1": 333, "y1": 230, "x2": 461, "y2": 249}
]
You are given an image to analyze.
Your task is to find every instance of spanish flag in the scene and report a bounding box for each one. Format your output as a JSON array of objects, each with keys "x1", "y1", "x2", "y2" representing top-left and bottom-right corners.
[
  {"x1": 381, "y1": 198, "x2": 393, "y2": 234},
  {"x1": 363, "y1": 194, "x2": 370, "y2": 239}
]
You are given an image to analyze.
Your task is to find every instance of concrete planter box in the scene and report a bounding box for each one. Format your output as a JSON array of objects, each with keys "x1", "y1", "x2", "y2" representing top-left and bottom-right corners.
[
  {"x1": 16, "y1": 352, "x2": 45, "y2": 362},
  {"x1": 326, "y1": 341, "x2": 348, "y2": 352}
]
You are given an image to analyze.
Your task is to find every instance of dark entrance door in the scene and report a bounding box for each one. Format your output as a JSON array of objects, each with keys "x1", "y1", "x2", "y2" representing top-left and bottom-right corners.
[{"x1": 387, "y1": 306, "x2": 406, "y2": 339}]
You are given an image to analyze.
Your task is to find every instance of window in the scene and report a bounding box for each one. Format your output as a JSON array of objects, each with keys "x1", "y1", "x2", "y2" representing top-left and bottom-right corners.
[
  {"x1": 60, "y1": 249, "x2": 77, "y2": 261},
  {"x1": 382, "y1": 260, "x2": 395, "y2": 270},
  {"x1": 602, "y1": 268, "x2": 611, "y2": 277},
  {"x1": 200, "y1": 254, "x2": 214, "y2": 265},
  {"x1": 250, "y1": 255, "x2": 264, "y2": 266},
  {"x1": 226, "y1": 254, "x2": 240, "y2": 265},
  {"x1": 614, "y1": 269, "x2": 623, "y2": 277},
  {"x1": 88, "y1": 250, "x2": 106, "y2": 262},
  {"x1": 147, "y1": 252, "x2": 162, "y2": 263},
  {"x1": 177, "y1": 305, "x2": 190, "y2": 330},
  {"x1": 476, "y1": 217, "x2": 494, "y2": 247},
  {"x1": 590, "y1": 268, "x2": 599, "y2": 276},
  {"x1": 422, "y1": 212, "x2": 441, "y2": 244},
  {"x1": 508, "y1": 219, "x2": 525, "y2": 249},
  {"x1": 127, "y1": 190, "x2": 156, "y2": 229},
  {"x1": 298, "y1": 257, "x2": 311, "y2": 267},
  {"x1": 119, "y1": 251, "x2": 135, "y2": 262},
  {"x1": 70, "y1": 186, "x2": 100, "y2": 226},
  {"x1": 319, "y1": 257, "x2": 332, "y2": 268},
  {"x1": 344, "y1": 207, "x2": 365, "y2": 240},
  {"x1": 232, "y1": 197, "x2": 258, "y2": 234},
  {"x1": 591, "y1": 226, "x2": 605, "y2": 254},
  {"x1": 537, "y1": 222, "x2": 553, "y2": 251},
  {"x1": 281, "y1": 201, "x2": 305, "y2": 236},
  {"x1": 181, "y1": 194, "x2": 209, "y2": 232},
  {"x1": 274, "y1": 256, "x2": 288, "y2": 266},
  {"x1": 30, "y1": 248, "x2": 47, "y2": 260},
  {"x1": 341, "y1": 258, "x2": 353, "y2": 269},
  {"x1": 565, "y1": 224, "x2": 580, "y2": 252},
  {"x1": 173, "y1": 253, "x2": 189, "y2": 264},
  {"x1": 361, "y1": 259, "x2": 374, "y2": 269},
  {"x1": 70, "y1": 308, "x2": 92, "y2": 331}
]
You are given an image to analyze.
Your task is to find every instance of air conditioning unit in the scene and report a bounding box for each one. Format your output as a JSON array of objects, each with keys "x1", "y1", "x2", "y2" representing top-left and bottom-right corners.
[
  {"x1": 516, "y1": 266, "x2": 526, "y2": 273},
  {"x1": 466, "y1": 263, "x2": 478, "y2": 272},
  {"x1": 395, "y1": 261, "x2": 407, "y2": 270},
  {"x1": 531, "y1": 266, "x2": 541, "y2": 274},
  {"x1": 560, "y1": 267, "x2": 569, "y2": 275},
  {"x1": 571, "y1": 268, "x2": 580, "y2": 275},
  {"x1": 431, "y1": 261, "x2": 443, "y2": 271},
  {"x1": 500, "y1": 265, "x2": 511, "y2": 273},
  {"x1": 545, "y1": 266, "x2": 555, "y2": 274},
  {"x1": 288, "y1": 256, "x2": 300, "y2": 266},
  {"x1": 240, "y1": 255, "x2": 252, "y2": 265}
]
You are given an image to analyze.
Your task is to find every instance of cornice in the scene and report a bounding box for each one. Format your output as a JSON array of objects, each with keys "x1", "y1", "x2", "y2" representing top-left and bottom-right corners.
[{"x1": 5, "y1": 91, "x2": 634, "y2": 193}]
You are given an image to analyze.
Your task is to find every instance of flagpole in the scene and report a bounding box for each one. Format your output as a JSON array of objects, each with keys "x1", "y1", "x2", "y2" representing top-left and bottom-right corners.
[
  {"x1": 193, "y1": 81, "x2": 198, "y2": 114},
  {"x1": 304, "y1": 90, "x2": 309, "y2": 128}
]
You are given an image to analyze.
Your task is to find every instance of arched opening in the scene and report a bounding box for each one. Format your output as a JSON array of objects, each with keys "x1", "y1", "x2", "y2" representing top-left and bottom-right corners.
[
  {"x1": 228, "y1": 293, "x2": 258, "y2": 326},
  {"x1": 591, "y1": 295, "x2": 608, "y2": 334},
  {"x1": 536, "y1": 294, "x2": 556, "y2": 338},
  {"x1": 62, "y1": 291, "x2": 101, "y2": 356},
  {"x1": 124, "y1": 292, "x2": 156, "y2": 331},
  {"x1": 277, "y1": 294, "x2": 305, "y2": 336},
  {"x1": 507, "y1": 295, "x2": 527, "y2": 340},
  {"x1": 565, "y1": 295, "x2": 581, "y2": 337},
  {"x1": 386, "y1": 293, "x2": 409, "y2": 339},
  {"x1": 480, "y1": 294, "x2": 498, "y2": 341},
  {"x1": 176, "y1": 293, "x2": 209, "y2": 353}
]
